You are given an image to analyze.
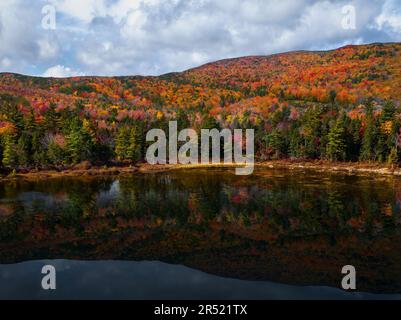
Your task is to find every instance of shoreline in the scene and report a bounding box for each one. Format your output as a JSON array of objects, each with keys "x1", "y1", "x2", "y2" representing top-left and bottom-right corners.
[{"x1": 1, "y1": 160, "x2": 401, "y2": 181}]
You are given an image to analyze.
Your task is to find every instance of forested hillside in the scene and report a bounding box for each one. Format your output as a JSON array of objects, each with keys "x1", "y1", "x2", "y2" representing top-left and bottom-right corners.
[{"x1": 0, "y1": 43, "x2": 400, "y2": 171}]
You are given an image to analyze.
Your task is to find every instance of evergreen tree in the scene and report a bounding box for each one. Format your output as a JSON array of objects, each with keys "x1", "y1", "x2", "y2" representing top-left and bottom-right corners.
[
  {"x1": 382, "y1": 101, "x2": 395, "y2": 121},
  {"x1": 47, "y1": 142, "x2": 66, "y2": 166},
  {"x1": 2, "y1": 133, "x2": 17, "y2": 168},
  {"x1": 24, "y1": 108, "x2": 37, "y2": 133},
  {"x1": 43, "y1": 104, "x2": 59, "y2": 131},
  {"x1": 267, "y1": 129, "x2": 286, "y2": 159},
  {"x1": 376, "y1": 131, "x2": 387, "y2": 162},
  {"x1": 31, "y1": 131, "x2": 45, "y2": 168},
  {"x1": 388, "y1": 147, "x2": 399, "y2": 166},
  {"x1": 176, "y1": 109, "x2": 190, "y2": 130},
  {"x1": 16, "y1": 133, "x2": 31, "y2": 167},
  {"x1": 302, "y1": 106, "x2": 323, "y2": 158},
  {"x1": 127, "y1": 127, "x2": 142, "y2": 162},
  {"x1": 5, "y1": 102, "x2": 24, "y2": 132},
  {"x1": 326, "y1": 117, "x2": 346, "y2": 161},
  {"x1": 115, "y1": 126, "x2": 130, "y2": 161},
  {"x1": 359, "y1": 103, "x2": 377, "y2": 161},
  {"x1": 67, "y1": 118, "x2": 93, "y2": 164},
  {"x1": 289, "y1": 129, "x2": 302, "y2": 159},
  {"x1": 346, "y1": 118, "x2": 362, "y2": 161}
]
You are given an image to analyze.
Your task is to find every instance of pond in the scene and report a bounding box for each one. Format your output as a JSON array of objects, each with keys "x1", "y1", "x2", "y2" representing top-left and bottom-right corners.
[{"x1": 0, "y1": 168, "x2": 401, "y2": 299}]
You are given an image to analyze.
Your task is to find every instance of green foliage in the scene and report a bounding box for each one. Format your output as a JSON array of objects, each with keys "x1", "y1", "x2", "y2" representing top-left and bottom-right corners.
[
  {"x1": 115, "y1": 124, "x2": 143, "y2": 162},
  {"x1": 127, "y1": 127, "x2": 143, "y2": 162},
  {"x1": 115, "y1": 126, "x2": 130, "y2": 161},
  {"x1": 388, "y1": 148, "x2": 399, "y2": 166},
  {"x1": 267, "y1": 129, "x2": 287, "y2": 159},
  {"x1": 2, "y1": 133, "x2": 17, "y2": 168},
  {"x1": 47, "y1": 142, "x2": 66, "y2": 166},
  {"x1": 326, "y1": 117, "x2": 346, "y2": 161},
  {"x1": 16, "y1": 133, "x2": 31, "y2": 167},
  {"x1": 359, "y1": 103, "x2": 377, "y2": 161},
  {"x1": 66, "y1": 118, "x2": 94, "y2": 164}
]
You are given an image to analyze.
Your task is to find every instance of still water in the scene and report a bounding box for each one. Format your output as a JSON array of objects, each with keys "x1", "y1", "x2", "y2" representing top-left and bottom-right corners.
[{"x1": 0, "y1": 168, "x2": 401, "y2": 299}]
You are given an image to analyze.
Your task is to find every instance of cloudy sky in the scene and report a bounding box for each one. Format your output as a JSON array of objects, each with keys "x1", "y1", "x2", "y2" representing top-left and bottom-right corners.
[{"x1": 0, "y1": 0, "x2": 400, "y2": 77}]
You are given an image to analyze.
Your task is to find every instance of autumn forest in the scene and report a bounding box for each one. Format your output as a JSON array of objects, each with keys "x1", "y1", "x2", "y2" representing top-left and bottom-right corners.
[{"x1": 0, "y1": 43, "x2": 400, "y2": 172}]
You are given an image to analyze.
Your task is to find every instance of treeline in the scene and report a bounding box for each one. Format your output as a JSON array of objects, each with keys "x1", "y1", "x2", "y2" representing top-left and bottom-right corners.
[
  {"x1": 0, "y1": 95, "x2": 217, "y2": 170},
  {"x1": 0, "y1": 95, "x2": 400, "y2": 171},
  {"x1": 260, "y1": 100, "x2": 400, "y2": 164}
]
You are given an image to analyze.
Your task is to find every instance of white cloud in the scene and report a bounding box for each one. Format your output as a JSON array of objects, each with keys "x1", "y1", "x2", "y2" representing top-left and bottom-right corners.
[
  {"x1": 38, "y1": 38, "x2": 59, "y2": 59},
  {"x1": 375, "y1": 0, "x2": 401, "y2": 34},
  {"x1": 42, "y1": 65, "x2": 84, "y2": 78},
  {"x1": 1, "y1": 58, "x2": 11, "y2": 68},
  {"x1": 0, "y1": 0, "x2": 399, "y2": 77},
  {"x1": 49, "y1": 0, "x2": 108, "y2": 23}
]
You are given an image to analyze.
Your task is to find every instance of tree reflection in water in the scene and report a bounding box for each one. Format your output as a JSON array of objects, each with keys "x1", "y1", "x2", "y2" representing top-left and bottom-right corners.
[{"x1": 0, "y1": 168, "x2": 401, "y2": 293}]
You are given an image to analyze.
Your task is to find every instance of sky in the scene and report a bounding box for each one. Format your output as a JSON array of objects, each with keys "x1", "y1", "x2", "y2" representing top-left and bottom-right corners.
[{"x1": 0, "y1": 0, "x2": 400, "y2": 77}]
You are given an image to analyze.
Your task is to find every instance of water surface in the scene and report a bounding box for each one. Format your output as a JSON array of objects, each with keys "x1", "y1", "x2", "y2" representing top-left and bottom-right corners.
[{"x1": 1, "y1": 168, "x2": 401, "y2": 299}]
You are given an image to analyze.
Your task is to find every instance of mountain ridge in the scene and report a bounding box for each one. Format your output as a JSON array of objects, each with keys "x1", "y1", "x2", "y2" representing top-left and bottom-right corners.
[{"x1": 0, "y1": 42, "x2": 399, "y2": 80}]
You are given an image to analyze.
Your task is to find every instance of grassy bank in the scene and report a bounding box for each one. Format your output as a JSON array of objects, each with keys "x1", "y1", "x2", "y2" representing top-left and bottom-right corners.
[{"x1": 1, "y1": 160, "x2": 401, "y2": 182}]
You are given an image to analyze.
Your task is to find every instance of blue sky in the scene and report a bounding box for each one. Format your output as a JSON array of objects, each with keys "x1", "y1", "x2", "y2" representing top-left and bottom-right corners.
[{"x1": 0, "y1": 0, "x2": 400, "y2": 77}]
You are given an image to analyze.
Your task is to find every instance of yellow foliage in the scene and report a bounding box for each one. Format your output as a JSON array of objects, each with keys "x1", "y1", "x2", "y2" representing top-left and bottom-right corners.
[
  {"x1": 381, "y1": 121, "x2": 393, "y2": 135},
  {"x1": 156, "y1": 111, "x2": 164, "y2": 120},
  {"x1": 0, "y1": 122, "x2": 15, "y2": 136}
]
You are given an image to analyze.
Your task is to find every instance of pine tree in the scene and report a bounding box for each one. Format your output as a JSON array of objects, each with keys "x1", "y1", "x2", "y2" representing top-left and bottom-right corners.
[
  {"x1": 67, "y1": 127, "x2": 82, "y2": 164},
  {"x1": 31, "y1": 131, "x2": 45, "y2": 167},
  {"x1": 388, "y1": 147, "x2": 398, "y2": 166},
  {"x1": 382, "y1": 101, "x2": 395, "y2": 122},
  {"x1": 2, "y1": 133, "x2": 17, "y2": 168},
  {"x1": 267, "y1": 129, "x2": 286, "y2": 159},
  {"x1": 16, "y1": 133, "x2": 31, "y2": 167},
  {"x1": 176, "y1": 109, "x2": 189, "y2": 130},
  {"x1": 127, "y1": 127, "x2": 142, "y2": 162},
  {"x1": 43, "y1": 104, "x2": 59, "y2": 131},
  {"x1": 326, "y1": 118, "x2": 346, "y2": 161},
  {"x1": 289, "y1": 126, "x2": 303, "y2": 159},
  {"x1": 67, "y1": 118, "x2": 93, "y2": 164},
  {"x1": 346, "y1": 118, "x2": 362, "y2": 161},
  {"x1": 360, "y1": 103, "x2": 377, "y2": 161},
  {"x1": 47, "y1": 141, "x2": 66, "y2": 166},
  {"x1": 302, "y1": 106, "x2": 323, "y2": 158},
  {"x1": 5, "y1": 102, "x2": 24, "y2": 132},
  {"x1": 115, "y1": 126, "x2": 130, "y2": 161}
]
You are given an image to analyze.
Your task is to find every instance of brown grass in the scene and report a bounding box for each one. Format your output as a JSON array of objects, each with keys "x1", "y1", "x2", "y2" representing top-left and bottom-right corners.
[{"x1": 1, "y1": 160, "x2": 400, "y2": 182}]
